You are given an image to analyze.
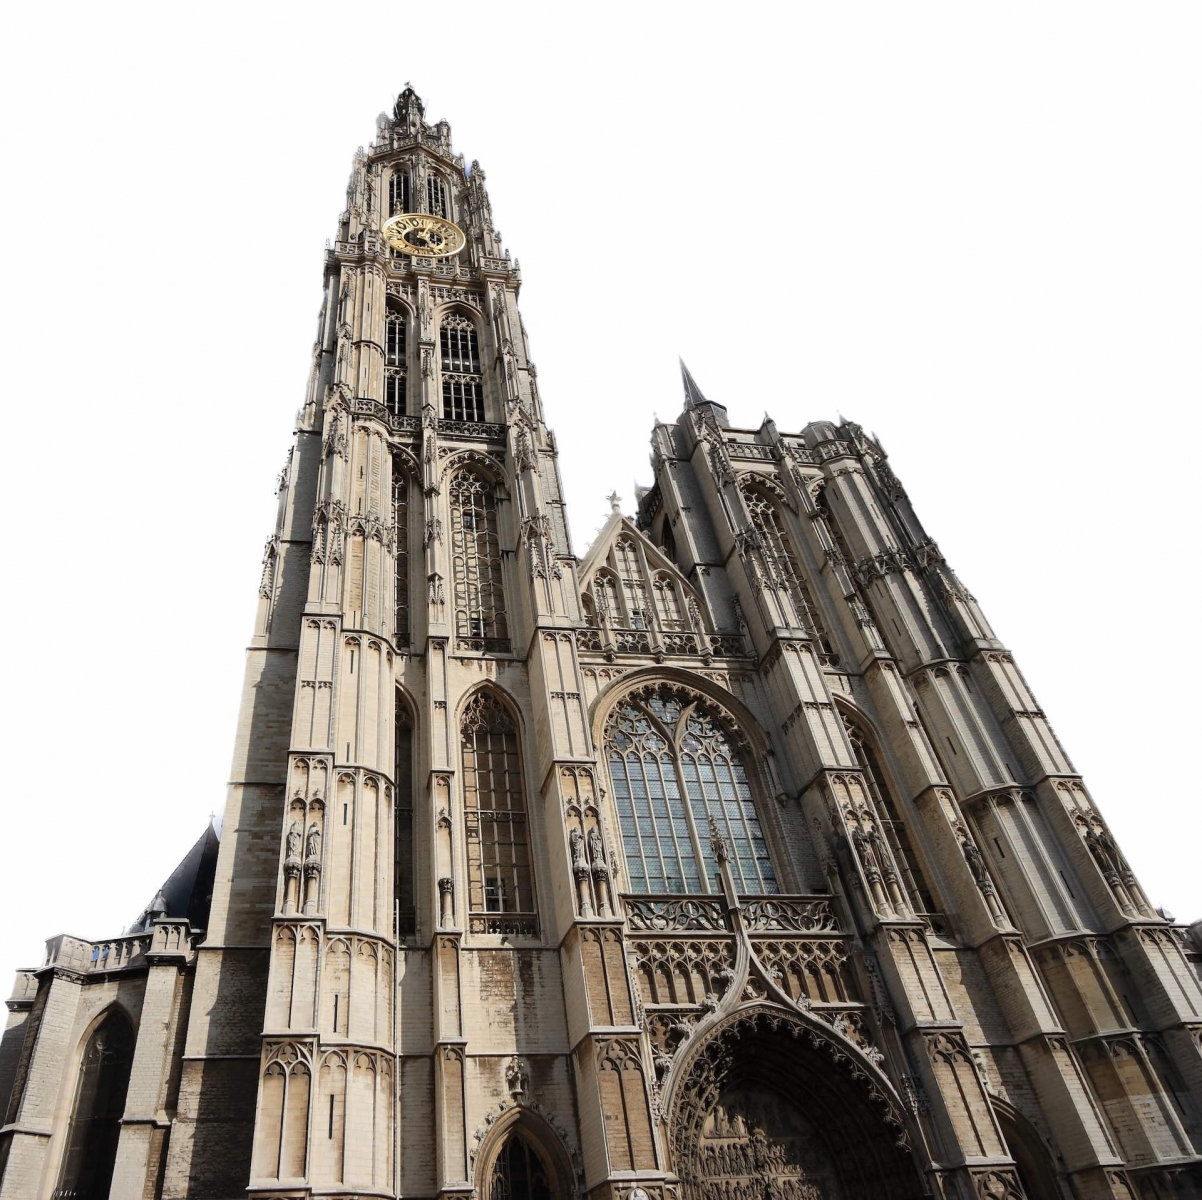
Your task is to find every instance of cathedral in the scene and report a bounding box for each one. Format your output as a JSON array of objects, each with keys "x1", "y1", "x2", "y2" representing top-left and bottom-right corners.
[{"x1": 2, "y1": 87, "x2": 1201, "y2": 1200}]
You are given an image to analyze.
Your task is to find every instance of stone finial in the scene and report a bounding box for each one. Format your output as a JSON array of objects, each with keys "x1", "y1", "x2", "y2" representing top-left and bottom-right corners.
[{"x1": 606, "y1": 491, "x2": 622, "y2": 514}]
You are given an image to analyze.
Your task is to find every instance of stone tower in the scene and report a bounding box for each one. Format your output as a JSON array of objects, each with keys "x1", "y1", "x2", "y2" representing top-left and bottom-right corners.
[{"x1": 0, "y1": 88, "x2": 1200, "y2": 1200}]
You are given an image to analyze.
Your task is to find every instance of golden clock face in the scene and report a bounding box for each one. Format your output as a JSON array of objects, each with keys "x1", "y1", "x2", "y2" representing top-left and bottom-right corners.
[{"x1": 381, "y1": 213, "x2": 465, "y2": 257}]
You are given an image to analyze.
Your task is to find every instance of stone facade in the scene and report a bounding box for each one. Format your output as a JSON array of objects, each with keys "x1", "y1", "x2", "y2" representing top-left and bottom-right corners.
[{"x1": 1, "y1": 88, "x2": 1200, "y2": 1200}]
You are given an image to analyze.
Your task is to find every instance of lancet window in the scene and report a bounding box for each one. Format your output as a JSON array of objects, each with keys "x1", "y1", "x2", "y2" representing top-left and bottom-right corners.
[
  {"x1": 55, "y1": 1010, "x2": 136, "y2": 1200},
  {"x1": 615, "y1": 537, "x2": 649, "y2": 629},
  {"x1": 844, "y1": 716, "x2": 939, "y2": 918},
  {"x1": 427, "y1": 174, "x2": 448, "y2": 218},
  {"x1": 652, "y1": 575, "x2": 684, "y2": 629},
  {"x1": 449, "y1": 465, "x2": 508, "y2": 652},
  {"x1": 440, "y1": 314, "x2": 484, "y2": 422},
  {"x1": 395, "y1": 697, "x2": 415, "y2": 937},
  {"x1": 389, "y1": 169, "x2": 411, "y2": 216},
  {"x1": 743, "y1": 485, "x2": 829, "y2": 648},
  {"x1": 462, "y1": 693, "x2": 536, "y2": 931},
  {"x1": 606, "y1": 685, "x2": 777, "y2": 895},
  {"x1": 384, "y1": 308, "x2": 407, "y2": 417},
  {"x1": 392, "y1": 459, "x2": 410, "y2": 645}
]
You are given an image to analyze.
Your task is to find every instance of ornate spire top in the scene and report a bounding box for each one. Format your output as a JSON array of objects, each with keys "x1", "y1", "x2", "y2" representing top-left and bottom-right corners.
[{"x1": 393, "y1": 85, "x2": 425, "y2": 127}]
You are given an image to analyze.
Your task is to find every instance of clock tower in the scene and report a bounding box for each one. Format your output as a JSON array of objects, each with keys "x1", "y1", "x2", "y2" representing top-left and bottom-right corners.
[{"x1": 0, "y1": 87, "x2": 1199, "y2": 1200}]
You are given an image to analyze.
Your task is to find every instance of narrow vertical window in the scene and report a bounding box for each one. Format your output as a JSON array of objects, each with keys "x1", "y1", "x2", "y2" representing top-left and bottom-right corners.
[
  {"x1": 392, "y1": 459, "x2": 410, "y2": 645},
  {"x1": 845, "y1": 718, "x2": 939, "y2": 918},
  {"x1": 384, "y1": 308, "x2": 407, "y2": 417},
  {"x1": 389, "y1": 169, "x2": 411, "y2": 216},
  {"x1": 394, "y1": 696, "x2": 415, "y2": 937},
  {"x1": 744, "y1": 486, "x2": 834, "y2": 658},
  {"x1": 606, "y1": 686, "x2": 777, "y2": 896},
  {"x1": 426, "y1": 173, "x2": 448, "y2": 218},
  {"x1": 462, "y1": 692, "x2": 536, "y2": 935},
  {"x1": 450, "y1": 466, "x2": 508, "y2": 652}
]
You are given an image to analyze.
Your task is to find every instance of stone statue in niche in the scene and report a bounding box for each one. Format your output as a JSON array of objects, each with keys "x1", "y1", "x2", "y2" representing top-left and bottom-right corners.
[
  {"x1": 305, "y1": 823, "x2": 321, "y2": 860},
  {"x1": 570, "y1": 826, "x2": 587, "y2": 870},
  {"x1": 587, "y1": 826, "x2": 606, "y2": 869},
  {"x1": 286, "y1": 821, "x2": 302, "y2": 860}
]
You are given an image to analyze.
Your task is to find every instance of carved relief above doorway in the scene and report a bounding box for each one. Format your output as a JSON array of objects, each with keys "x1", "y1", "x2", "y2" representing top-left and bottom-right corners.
[{"x1": 697, "y1": 1085, "x2": 842, "y2": 1200}]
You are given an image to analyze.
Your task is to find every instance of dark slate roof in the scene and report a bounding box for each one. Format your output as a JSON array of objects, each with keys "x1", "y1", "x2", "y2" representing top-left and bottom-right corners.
[{"x1": 129, "y1": 823, "x2": 220, "y2": 933}]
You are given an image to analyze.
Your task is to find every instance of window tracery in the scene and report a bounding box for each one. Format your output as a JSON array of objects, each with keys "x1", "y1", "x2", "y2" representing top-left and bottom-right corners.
[
  {"x1": 385, "y1": 307, "x2": 407, "y2": 417},
  {"x1": 462, "y1": 693, "x2": 536, "y2": 932},
  {"x1": 440, "y1": 313, "x2": 483, "y2": 421},
  {"x1": 742, "y1": 485, "x2": 830, "y2": 651},
  {"x1": 605, "y1": 685, "x2": 777, "y2": 896},
  {"x1": 449, "y1": 465, "x2": 508, "y2": 652},
  {"x1": 487, "y1": 1131, "x2": 553, "y2": 1200}
]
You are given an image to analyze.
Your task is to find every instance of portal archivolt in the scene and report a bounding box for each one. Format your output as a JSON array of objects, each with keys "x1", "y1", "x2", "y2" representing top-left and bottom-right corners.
[{"x1": 668, "y1": 1008, "x2": 924, "y2": 1200}]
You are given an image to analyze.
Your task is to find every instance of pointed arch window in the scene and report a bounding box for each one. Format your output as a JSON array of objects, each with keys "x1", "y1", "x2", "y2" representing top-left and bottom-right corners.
[
  {"x1": 440, "y1": 314, "x2": 483, "y2": 422},
  {"x1": 385, "y1": 308, "x2": 407, "y2": 417},
  {"x1": 462, "y1": 693, "x2": 536, "y2": 934},
  {"x1": 55, "y1": 1010, "x2": 136, "y2": 1200},
  {"x1": 450, "y1": 465, "x2": 509, "y2": 653},
  {"x1": 392, "y1": 458, "x2": 411, "y2": 645},
  {"x1": 844, "y1": 717, "x2": 938, "y2": 918},
  {"x1": 389, "y1": 169, "x2": 411, "y2": 216},
  {"x1": 427, "y1": 174, "x2": 448, "y2": 218},
  {"x1": 606, "y1": 686, "x2": 778, "y2": 896},
  {"x1": 743, "y1": 486, "x2": 836, "y2": 658}
]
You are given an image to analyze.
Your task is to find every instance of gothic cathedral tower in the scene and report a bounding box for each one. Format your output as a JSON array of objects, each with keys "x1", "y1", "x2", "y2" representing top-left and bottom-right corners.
[{"x1": 1, "y1": 89, "x2": 1200, "y2": 1200}]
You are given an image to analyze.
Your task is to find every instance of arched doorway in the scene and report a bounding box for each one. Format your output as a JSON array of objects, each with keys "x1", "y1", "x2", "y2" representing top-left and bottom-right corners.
[
  {"x1": 54, "y1": 1009, "x2": 135, "y2": 1200},
  {"x1": 669, "y1": 1007, "x2": 924, "y2": 1200}
]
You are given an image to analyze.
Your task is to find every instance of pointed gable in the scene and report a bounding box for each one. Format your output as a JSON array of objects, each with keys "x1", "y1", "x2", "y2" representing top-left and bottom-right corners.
[{"x1": 579, "y1": 516, "x2": 708, "y2": 633}]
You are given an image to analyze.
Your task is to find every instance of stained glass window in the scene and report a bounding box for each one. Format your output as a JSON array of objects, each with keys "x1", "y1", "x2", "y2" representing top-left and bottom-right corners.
[{"x1": 606, "y1": 687, "x2": 777, "y2": 895}]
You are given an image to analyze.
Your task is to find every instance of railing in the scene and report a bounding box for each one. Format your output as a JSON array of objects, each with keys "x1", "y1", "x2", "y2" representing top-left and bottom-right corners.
[
  {"x1": 41, "y1": 921, "x2": 196, "y2": 977},
  {"x1": 726, "y1": 442, "x2": 776, "y2": 461},
  {"x1": 623, "y1": 894, "x2": 841, "y2": 936},
  {"x1": 438, "y1": 418, "x2": 506, "y2": 441},
  {"x1": 469, "y1": 912, "x2": 539, "y2": 937},
  {"x1": 577, "y1": 628, "x2": 750, "y2": 660}
]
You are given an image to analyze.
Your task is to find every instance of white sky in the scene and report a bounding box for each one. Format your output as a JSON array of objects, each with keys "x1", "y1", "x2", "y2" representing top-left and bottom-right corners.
[{"x1": 1, "y1": 3, "x2": 1199, "y2": 982}]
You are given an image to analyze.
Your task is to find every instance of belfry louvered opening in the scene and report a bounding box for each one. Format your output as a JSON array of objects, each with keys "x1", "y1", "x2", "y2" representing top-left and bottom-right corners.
[
  {"x1": 440, "y1": 314, "x2": 483, "y2": 422},
  {"x1": 385, "y1": 307, "x2": 407, "y2": 417}
]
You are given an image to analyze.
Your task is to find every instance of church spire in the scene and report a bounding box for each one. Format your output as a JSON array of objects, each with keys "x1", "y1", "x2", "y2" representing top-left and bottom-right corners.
[
  {"x1": 679, "y1": 358, "x2": 729, "y2": 428},
  {"x1": 679, "y1": 358, "x2": 708, "y2": 409}
]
